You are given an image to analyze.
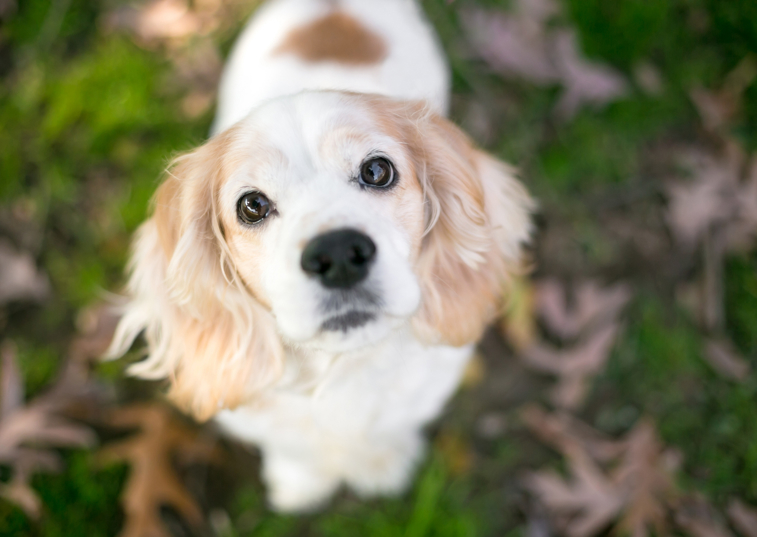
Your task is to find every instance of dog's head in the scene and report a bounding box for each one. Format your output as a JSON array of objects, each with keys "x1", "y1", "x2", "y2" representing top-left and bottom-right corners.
[{"x1": 109, "y1": 92, "x2": 533, "y2": 420}]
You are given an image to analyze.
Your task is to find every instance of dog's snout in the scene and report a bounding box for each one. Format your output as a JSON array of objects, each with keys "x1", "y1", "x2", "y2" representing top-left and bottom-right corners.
[{"x1": 301, "y1": 229, "x2": 376, "y2": 289}]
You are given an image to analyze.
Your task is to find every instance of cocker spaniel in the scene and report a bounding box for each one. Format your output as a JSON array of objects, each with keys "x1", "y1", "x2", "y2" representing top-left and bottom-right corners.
[{"x1": 108, "y1": 0, "x2": 533, "y2": 512}]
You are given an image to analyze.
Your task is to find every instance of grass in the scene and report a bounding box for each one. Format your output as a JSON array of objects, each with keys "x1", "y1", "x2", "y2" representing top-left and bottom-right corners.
[{"x1": 1, "y1": 0, "x2": 756, "y2": 535}]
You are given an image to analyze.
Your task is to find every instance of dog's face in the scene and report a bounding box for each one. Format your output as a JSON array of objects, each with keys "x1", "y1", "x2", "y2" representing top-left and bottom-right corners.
[
  {"x1": 217, "y1": 93, "x2": 425, "y2": 352},
  {"x1": 112, "y1": 92, "x2": 533, "y2": 420}
]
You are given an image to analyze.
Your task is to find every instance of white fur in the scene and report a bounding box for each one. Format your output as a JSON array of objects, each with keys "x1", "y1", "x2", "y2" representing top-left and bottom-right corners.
[
  {"x1": 216, "y1": 330, "x2": 472, "y2": 510},
  {"x1": 212, "y1": 0, "x2": 450, "y2": 134},
  {"x1": 109, "y1": 0, "x2": 532, "y2": 513}
]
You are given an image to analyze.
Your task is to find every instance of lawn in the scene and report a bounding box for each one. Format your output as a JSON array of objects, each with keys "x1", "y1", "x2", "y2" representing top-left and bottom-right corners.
[{"x1": 1, "y1": 0, "x2": 757, "y2": 536}]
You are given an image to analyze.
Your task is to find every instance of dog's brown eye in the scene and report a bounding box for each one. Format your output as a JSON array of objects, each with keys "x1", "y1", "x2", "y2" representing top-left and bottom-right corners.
[
  {"x1": 238, "y1": 192, "x2": 272, "y2": 225},
  {"x1": 360, "y1": 157, "x2": 395, "y2": 188}
]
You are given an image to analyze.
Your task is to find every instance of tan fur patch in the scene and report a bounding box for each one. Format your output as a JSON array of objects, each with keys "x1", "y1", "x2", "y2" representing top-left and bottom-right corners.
[
  {"x1": 354, "y1": 95, "x2": 533, "y2": 347},
  {"x1": 274, "y1": 12, "x2": 387, "y2": 66}
]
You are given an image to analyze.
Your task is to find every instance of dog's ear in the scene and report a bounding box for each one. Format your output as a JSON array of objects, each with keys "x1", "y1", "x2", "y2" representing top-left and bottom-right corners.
[
  {"x1": 409, "y1": 112, "x2": 534, "y2": 346},
  {"x1": 107, "y1": 129, "x2": 283, "y2": 421}
]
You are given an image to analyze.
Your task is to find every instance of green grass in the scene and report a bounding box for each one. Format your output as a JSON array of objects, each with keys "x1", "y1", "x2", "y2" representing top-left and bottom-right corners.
[
  {"x1": 2, "y1": 0, "x2": 757, "y2": 535},
  {"x1": 222, "y1": 456, "x2": 482, "y2": 537}
]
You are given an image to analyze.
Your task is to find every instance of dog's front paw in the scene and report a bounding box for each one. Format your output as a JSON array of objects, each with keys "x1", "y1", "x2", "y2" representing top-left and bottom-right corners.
[
  {"x1": 344, "y1": 434, "x2": 424, "y2": 498},
  {"x1": 263, "y1": 454, "x2": 340, "y2": 513}
]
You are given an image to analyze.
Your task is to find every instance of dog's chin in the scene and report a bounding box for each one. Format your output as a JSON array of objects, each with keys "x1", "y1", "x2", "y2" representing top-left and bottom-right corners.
[{"x1": 290, "y1": 312, "x2": 403, "y2": 353}]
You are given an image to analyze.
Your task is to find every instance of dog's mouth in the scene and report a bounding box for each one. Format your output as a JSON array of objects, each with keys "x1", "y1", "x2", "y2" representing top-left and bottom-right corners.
[
  {"x1": 318, "y1": 285, "x2": 382, "y2": 333},
  {"x1": 321, "y1": 310, "x2": 376, "y2": 333}
]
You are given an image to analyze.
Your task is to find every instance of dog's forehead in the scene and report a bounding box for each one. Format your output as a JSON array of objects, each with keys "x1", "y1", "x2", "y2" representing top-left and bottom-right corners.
[{"x1": 238, "y1": 93, "x2": 403, "y2": 172}]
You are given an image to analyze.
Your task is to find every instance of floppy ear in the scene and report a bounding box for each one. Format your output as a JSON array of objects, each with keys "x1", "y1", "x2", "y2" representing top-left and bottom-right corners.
[
  {"x1": 107, "y1": 129, "x2": 284, "y2": 421},
  {"x1": 409, "y1": 112, "x2": 534, "y2": 346}
]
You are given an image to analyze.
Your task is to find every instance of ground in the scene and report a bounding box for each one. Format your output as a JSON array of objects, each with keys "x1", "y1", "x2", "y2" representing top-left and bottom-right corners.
[{"x1": 1, "y1": 0, "x2": 757, "y2": 536}]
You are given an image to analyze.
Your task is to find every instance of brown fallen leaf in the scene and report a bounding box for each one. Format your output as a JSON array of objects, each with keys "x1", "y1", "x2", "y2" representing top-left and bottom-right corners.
[
  {"x1": 522, "y1": 322, "x2": 622, "y2": 409},
  {"x1": 104, "y1": 0, "x2": 202, "y2": 47},
  {"x1": 727, "y1": 499, "x2": 757, "y2": 537},
  {"x1": 103, "y1": 0, "x2": 255, "y2": 121},
  {"x1": 703, "y1": 338, "x2": 751, "y2": 382},
  {"x1": 501, "y1": 275, "x2": 537, "y2": 351},
  {"x1": 524, "y1": 407, "x2": 680, "y2": 537},
  {"x1": 675, "y1": 495, "x2": 734, "y2": 537},
  {"x1": 526, "y1": 448, "x2": 624, "y2": 537},
  {"x1": 726, "y1": 156, "x2": 757, "y2": 251},
  {"x1": 0, "y1": 341, "x2": 96, "y2": 518},
  {"x1": 461, "y1": 1, "x2": 628, "y2": 119},
  {"x1": 666, "y1": 144, "x2": 744, "y2": 247},
  {"x1": 0, "y1": 238, "x2": 50, "y2": 307},
  {"x1": 690, "y1": 56, "x2": 757, "y2": 134},
  {"x1": 0, "y1": 0, "x2": 15, "y2": 19},
  {"x1": 614, "y1": 419, "x2": 681, "y2": 537},
  {"x1": 535, "y1": 280, "x2": 631, "y2": 340},
  {"x1": 461, "y1": 352, "x2": 486, "y2": 388},
  {"x1": 633, "y1": 61, "x2": 664, "y2": 96},
  {"x1": 522, "y1": 405, "x2": 626, "y2": 463},
  {"x1": 435, "y1": 430, "x2": 474, "y2": 477},
  {"x1": 99, "y1": 404, "x2": 221, "y2": 537},
  {"x1": 461, "y1": 6, "x2": 559, "y2": 84},
  {"x1": 551, "y1": 29, "x2": 629, "y2": 119}
]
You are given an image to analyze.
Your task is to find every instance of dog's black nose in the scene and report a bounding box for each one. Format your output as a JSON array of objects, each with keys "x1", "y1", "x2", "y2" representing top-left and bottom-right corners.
[{"x1": 301, "y1": 229, "x2": 376, "y2": 289}]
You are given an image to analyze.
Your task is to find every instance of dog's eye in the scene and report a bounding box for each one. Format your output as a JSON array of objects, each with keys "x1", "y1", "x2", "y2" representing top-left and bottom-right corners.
[
  {"x1": 238, "y1": 192, "x2": 272, "y2": 225},
  {"x1": 359, "y1": 157, "x2": 395, "y2": 188}
]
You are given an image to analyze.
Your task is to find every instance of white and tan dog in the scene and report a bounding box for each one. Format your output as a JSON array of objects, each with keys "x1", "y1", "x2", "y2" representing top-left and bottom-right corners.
[{"x1": 108, "y1": 0, "x2": 533, "y2": 512}]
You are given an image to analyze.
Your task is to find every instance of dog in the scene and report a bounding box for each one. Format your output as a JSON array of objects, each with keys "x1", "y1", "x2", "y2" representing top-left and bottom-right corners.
[{"x1": 108, "y1": 0, "x2": 533, "y2": 512}]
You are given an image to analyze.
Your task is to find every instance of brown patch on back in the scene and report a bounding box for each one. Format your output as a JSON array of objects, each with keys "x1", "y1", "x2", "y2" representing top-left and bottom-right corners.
[{"x1": 275, "y1": 12, "x2": 387, "y2": 66}]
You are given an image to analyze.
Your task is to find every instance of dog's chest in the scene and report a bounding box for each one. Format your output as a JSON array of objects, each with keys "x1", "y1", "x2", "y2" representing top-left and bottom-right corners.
[{"x1": 215, "y1": 332, "x2": 473, "y2": 444}]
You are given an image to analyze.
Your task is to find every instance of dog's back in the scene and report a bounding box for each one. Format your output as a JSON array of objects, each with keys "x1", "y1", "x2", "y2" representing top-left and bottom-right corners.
[{"x1": 212, "y1": 0, "x2": 450, "y2": 134}]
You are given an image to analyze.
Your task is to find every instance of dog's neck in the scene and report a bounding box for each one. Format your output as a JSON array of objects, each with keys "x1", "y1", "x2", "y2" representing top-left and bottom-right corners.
[{"x1": 273, "y1": 323, "x2": 416, "y2": 393}]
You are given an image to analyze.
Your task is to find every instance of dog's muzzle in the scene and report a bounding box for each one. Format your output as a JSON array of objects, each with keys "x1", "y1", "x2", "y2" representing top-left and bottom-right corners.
[{"x1": 300, "y1": 228, "x2": 376, "y2": 289}]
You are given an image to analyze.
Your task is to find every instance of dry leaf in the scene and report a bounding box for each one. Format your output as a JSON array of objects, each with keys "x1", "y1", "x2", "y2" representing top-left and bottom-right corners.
[
  {"x1": 461, "y1": 1, "x2": 628, "y2": 119},
  {"x1": 666, "y1": 146, "x2": 742, "y2": 246},
  {"x1": 435, "y1": 430, "x2": 474, "y2": 476},
  {"x1": 0, "y1": 341, "x2": 96, "y2": 518},
  {"x1": 0, "y1": 0, "x2": 15, "y2": 19},
  {"x1": 675, "y1": 495, "x2": 734, "y2": 537},
  {"x1": 690, "y1": 57, "x2": 757, "y2": 134},
  {"x1": 461, "y1": 352, "x2": 486, "y2": 388},
  {"x1": 614, "y1": 419, "x2": 680, "y2": 537},
  {"x1": 522, "y1": 322, "x2": 621, "y2": 408},
  {"x1": 666, "y1": 140, "x2": 757, "y2": 253},
  {"x1": 100, "y1": 404, "x2": 220, "y2": 537},
  {"x1": 476, "y1": 412, "x2": 507, "y2": 440},
  {"x1": 103, "y1": 0, "x2": 253, "y2": 120},
  {"x1": 536, "y1": 280, "x2": 631, "y2": 340},
  {"x1": 462, "y1": 7, "x2": 559, "y2": 84},
  {"x1": 526, "y1": 449, "x2": 624, "y2": 537},
  {"x1": 522, "y1": 280, "x2": 630, "y2": 408},
  {"x1": 551, "y1": 30, "x2": 629, "y2": 119},
  {"x1": 727, "y1": 499, "x2": 757, "y2": 537},
  {"x1": 501, "y1": 275, "x2": 537, "y2": 351},
  {"x1": 524, "y1": 407, "x2": 680, "y2": 537},
  {"x1": 0, "y1": 238, "x2": 50, "y2": 307},
  {"x1": 726, "y1": 157, "x2": 757, "y2": 251},
  {"x1": 703, "y1": 339, "x2": 751, "y2": 381},
  {"x1": 105, "y1": 0, "x2": 202, "y2": 46},
  {"x1": 633, "y1": 61, "x2": 664, "y2": 96},
  {"x1": 522, "y1": 405, "x2": 625, "y2": 463}
]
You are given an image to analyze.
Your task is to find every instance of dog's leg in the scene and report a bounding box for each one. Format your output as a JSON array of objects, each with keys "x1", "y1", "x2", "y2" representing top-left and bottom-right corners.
[
  {"x1": 261, "y1": 449, "x2": 341, "y2": 513},
  {"x1": 342, "y1": 431, "x2": 425, "y2": 498}
]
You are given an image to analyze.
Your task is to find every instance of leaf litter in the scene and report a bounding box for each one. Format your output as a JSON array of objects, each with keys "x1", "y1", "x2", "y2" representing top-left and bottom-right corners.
[
  {"x1": 461, "y1": 0, "x2": 629, "y2": 118},
  {"x1": 665, "y1": 58, "x2": 757, "y2": 382},
  {"x1": 518, "y1": 280, "x2": 631, "y2": 409},
  {"x1": 0, "y1": 238, "x2": 50, "y2": 308},
  {"x1": 103, "y1": 0, "x2": 257, "y2": 118},
  {"x1": 98, "y1": 404, "x2": 221, "y2": 537},
  {"x1": 523, "y1": 406, "x2": 681, "y2": 537},
  {"x1": 0, "y1": 341, "x2": 96, "y2": 518}
]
